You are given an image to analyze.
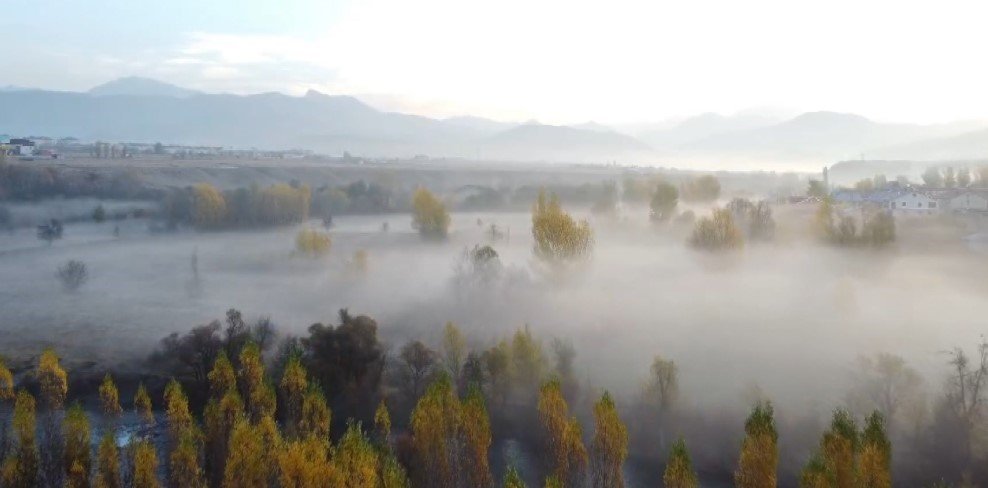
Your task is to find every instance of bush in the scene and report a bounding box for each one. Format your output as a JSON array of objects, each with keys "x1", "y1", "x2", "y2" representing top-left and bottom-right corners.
[
  {"x1": 411, "y1": 188, "x2": 450, "y2": 239},
  {"x1": 57, "y1": 260, "x2": 88, "y2": 292},
  {"x1": 532, "y1": 190, "x2": 594, "y2": 263}
]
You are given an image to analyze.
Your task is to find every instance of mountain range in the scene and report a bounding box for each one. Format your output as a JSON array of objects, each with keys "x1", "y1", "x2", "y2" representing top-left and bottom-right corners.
[{"x1": 2, "y1": 76, "x2": 987, "y2": 168}]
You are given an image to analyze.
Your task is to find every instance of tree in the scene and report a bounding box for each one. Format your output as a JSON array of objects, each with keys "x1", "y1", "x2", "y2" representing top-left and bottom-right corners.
[
  {"x1": 164, "y1": 379, "x2": 194, "y2": 445},
  {"x1": 538, "y1": 379, "x2": 587, "y2": 486},
  {"x1": 532, "y1": 189, "x2": 594, "y2": 264},
  {"x1": 204, "y1": 384, "x2": 243, "y2": 485},
  {"x1": 820, "y1": 409, "x2": 858, "y2": 488},
  {"x1": 921, "y1": 167, "x2": 943, "y2": 188},
  {"x1": 170, "y1": 428, "x2": 206, "y2": 488},
  {"x1": 0, "y1": 357, "x2": 12, "y2": 401},
  {"x1": 295, "y1": 228, "x2": 332, "y2": 258},
  {"x1": 461, "y1": 387, "x2": 493, "y2": 488},
  {"x1": 590, "y1": 392, "x2": 628, "y2": 488},
  {"x1": 847, "y1": 353, "x2": 921, "y2": 427},
  {"x1": 689, "y1": 208, "x2": 743, "y2": 251},
  {"x1": 512, "y1": 325, "x2": 545, "y2": 399},
  {"x1": 239, "y1": 342, "x2": 276, "y2": 422},
  {"x1": 222, "y1": 418, "x2": 279, "y2": 488},
  {"x1": 1, "y1": 391, "x2": 38, "y2": 488},
  {"x1": 860, "y1": 212, "x2": 895, "y2": 247},
  {"x1": 645, "y1": 355, "x2": 678, "y2": 449},
  {"x1": 99, "y1": 374, "x2": 122, "y2": 421},
  {"x1": 681, "y1": 175, "x2": 721, "y2": 202},
  {"x1": 735, "y1": 402, "x2": 778, "y2": 488},
  {"x1": 807, "y1": 180, "x2": 828, "y2": 198},
  {"x1": 134, "y1": 382, "x2": 154, "y2": 428},
  {"x1": 859, "y1": 411, "x2": 891, "y2": 488},
  {"x1": 943, "y1": 340, "x2": 988, "y2": 466},
  {"x1": 63, "y1": 403, "x2": 91, "y2": 488},
  {"x1": 854, "y1": 179, "x2": 875, "y2": 192},
  {"x1": 411, "y1": 188, "x2": 451, "y2": 239},
  {"x1": 663, "y1": 438, "x2": 698, "y2": 488},
  {"x1": 957, "y1": 167, "x2": 972, "y2": 188},
  {"x1": 799, "y1": 455, "x2": 829, "y2": 488},
  {"x1": 399, "y1": 340, "x2": 437, "y2": 401},
  {"x1": 299, "y1": 385, "x2": 330, "y2": 441},
  {"x1": 944, "y1": 167, "x2": 956, "y2": 188},
  {"x1": 301, "y1": 310, "x2": 385, "y2": 411},
  {"x1": 94, "y1": 433, "x2": 122, "y2": 488},
  {"x1": 37, "y1": 219, "x2": 64, "y2": 246},
  {"x1": 281, "y1": 354, "x2": 308, "y2": 439},
  {"x1": 503, "y1": 467, "x2": 526, "y2": 488},
  {"x1": 278, "y1": 436, "x2": 335, "y2": 488},
  {"x1": 92, "y1": 204, "x2": 106, "y2": 223},
  {"x1": 132, "y1": 440, "x2": 160, "y2": 488},
  {"x1": 373, "y1": 401, "x2": 391, "y2": 449},
  {"x1": 410, "y1": 375, "x2": 461, "y2": 488},
  {"x1": 650, "y1": 182, "x2": 679, "y2": 222},
  {"x1": 441, "y1": 322, "x2": 466, "y2": 386},
  {"x1": 56, "y1": 260, "x2": 88, "y2": 292},
  {"x1": 38, "y1": 349, "x2": 67, "y2": 487},
  {"x1": 192, "y1": 183, "x2": 227, "y2": 229},
  {"x1": 331, "y1": 421, "x2": 379, "y2": 487}
]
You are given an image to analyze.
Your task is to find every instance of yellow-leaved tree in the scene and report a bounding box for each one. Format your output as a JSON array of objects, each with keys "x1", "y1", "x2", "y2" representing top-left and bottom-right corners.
[
  {"x1": 63, "y1": 403, "x2": 91, "y2": 488},
  {"x1": 411, "y1": 187, "x2": 451, "y2": 239},
  {"x1": 94, "y1": 432, "x2": 122, "y2": 488},
  {"x1": 538, "y1": 379, "x2": 588, "y2": 487},
  {"x1": 461, "y1": 386, "x2": 494, "y2": 488},
  {"x1": 280, "y1": 354, "x2": 308, "y2": 439},
  {"x1": 689, "y1": 207, "x2": 743, "y2": 251},
  {"x1": 331, "y1": 421, "x2": 379, "y2": 488},
  {"x1": 735, "y1": 402, "x2": 778, "y2": 488},
  {"x1": 192, "y1": 183, "x2": 227, "y2": 229},
  {"x1": 590, "y1": 391, "x2": 628, "y2": 488},
  {"x1": 663, "y1": 438, "x2": 698, "y2": 488},
  {"x1": 820, "y1": 409, "x2": 858, "y2": 488},
  {"x1": 295, "y1": 227, "x2": 332, "y2": 258},
  {"x1": 1, "y1": 391, "x2": 38, "y2": 488},
  {"x1": 531, "y1": 189, "x2": 593, "y2": 264},
  {"x1": 132, "y1": 439, "x2": 160, "y2": 488},
  {"x1": 858, "y1": 411, "x2": 891, "y2": 488},
  {"x1": 239, "y1": 342, "x2": 276, "y2": 422},
  {"x1": 278, "y1": 435, "x2": 336, "y2": 488},
  {"x1": 410, "y1": 375, "x2": 462, "y2": 487}
]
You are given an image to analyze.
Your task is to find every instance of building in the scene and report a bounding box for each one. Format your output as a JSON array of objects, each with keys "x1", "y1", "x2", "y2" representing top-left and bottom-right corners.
[
  {"x1": 7, "y1": 138, "x2": 35, "y2": 156},
  {"x1": 891, "y1": 191, "x2": 939, "y2": 215},
  {"x1": 949, "y1": 191, "x2": 988, "y2": 213}
]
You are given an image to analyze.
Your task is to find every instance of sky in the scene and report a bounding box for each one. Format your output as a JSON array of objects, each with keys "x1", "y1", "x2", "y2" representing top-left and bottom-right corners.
[{"x1": 3, "y1": 0, "x2": 988, "y2": 125}]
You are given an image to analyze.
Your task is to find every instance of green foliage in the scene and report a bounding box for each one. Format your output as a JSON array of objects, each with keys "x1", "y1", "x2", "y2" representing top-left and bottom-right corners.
[{"x1": 650, "y1": 181, "x2": 679, "y2": 222}]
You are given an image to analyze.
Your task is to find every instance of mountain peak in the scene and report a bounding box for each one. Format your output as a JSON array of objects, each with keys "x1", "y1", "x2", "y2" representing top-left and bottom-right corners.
[{"x1": 88, "y1": 77, "x2": 199, "y2": 98}]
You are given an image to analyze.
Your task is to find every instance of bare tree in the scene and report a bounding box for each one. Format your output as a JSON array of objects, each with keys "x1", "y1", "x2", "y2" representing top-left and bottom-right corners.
[
  {"x1": 944, "y1": 338, "x2": 988, "y2": 465},
  {"x1": 399, "y1": 340, "x2": 437, "y2": 400}
]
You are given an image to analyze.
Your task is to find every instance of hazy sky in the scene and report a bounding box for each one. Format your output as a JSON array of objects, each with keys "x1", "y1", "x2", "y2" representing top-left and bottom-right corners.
[{"x1": 3, "y1": 0, "x2": 987, "y2": 125}]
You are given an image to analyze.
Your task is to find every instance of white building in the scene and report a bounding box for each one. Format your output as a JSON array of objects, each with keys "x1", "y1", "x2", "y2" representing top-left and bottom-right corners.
[
  {"x1": 949, "y1": 191, "x2": 988, "y2": 213},
  {"x1": 891, "y1": 191, "x2": 939, "y2": 215}
]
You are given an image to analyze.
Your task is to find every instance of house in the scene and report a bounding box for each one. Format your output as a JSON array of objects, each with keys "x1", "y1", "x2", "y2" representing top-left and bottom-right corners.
[
  {"x1": 891, "y1": 191, "x2": 939, "y2": 215},
  {"x1": 949, "y1": 191, "x2": 988, "y2": 213},
  {"x1": 7, "y1": 138, "x2": 35, "y2": 156}
]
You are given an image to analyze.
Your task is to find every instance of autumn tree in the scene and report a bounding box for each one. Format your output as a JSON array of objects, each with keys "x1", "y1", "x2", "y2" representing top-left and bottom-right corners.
[
  {"x1": 278, "y1": 435, "x2": 335, "y2": 488},
  {"x1": 38, "y1": 348, "x2": 67, "y2": 488},
  {"x1": 373, "y1": 401, "x2": 391, "y2": 449},
  {"x1": 63, "y1": 403, "x2": 91, "y2": 488},
  {"x1": 1, "y1": 391, "x2": 38, "y2": 488},
  {"x1": 799, "y1": 455, "x2": 830, "y2": 488},
  {"x1": 689, "y1": 208, "x2": 743, "y2": 251},
  {"x1": 280, "y1": 353, "x2": 308, "y2": 439},
  {"x1": 132, "y1": 440, "x2": 160, "y2": 488},
  {"x1": 239, "y1": 342, "x2": 276, "y2": 422},
  {"x1": 650, "y1": 181, "x2": 679, "y2": 222},
  {"x1": 511, "y1": 325, "x2": 545, "y2": 400},
  {"x1": 0, "y1": 358, "x2": 12, "y2": 403},
  {"x1": 538, "y1": 379, "x2": 588, "y2": 487},
  {"x1": 410, "y1": 375, "x2": 462, "y2": 488},
  {"x1": 204, "y1": 353, "x2": 244, "y2": 485},
  {"x1": 858, "y1": 411, "x2": 891, "y2": 488},
  {"x1": 503, "y1": 467, "x2": 526, "y2": 488},
  {"x1": 441, "y1": 322, "x2": 467, "y2": 387},
  {"x1": 663, "y1": 438, "x2": 698, "y2": 488},
  {"x1": 860, "y1": 212, "x2": 895, "y2": 247},
  {"x1": 590, "y1": 392, "x2": 628, "y2": 488},
  {"x1": 680, "y1": 175, "x2": 721, "y2": 202},
  {"x1": 462, "y1": 386, "x2": 493, "y2": 488},
  {"x1": 94, "y1": 433, "x2": 122, "y2": 488},
  {"x1": 299, "y1": 385, "x2": 331, "y2": 441},
  {"x1": 820, "y1": 409, "x2": 858, "y2": 488},
  {"x1": 331, "y1": 421, "x2": 379, "y2": 487},
  {"x1": 532, "y1": 189, "x2": 594, "y2": 264},
  {"x1": 99, "y1": 374, "x2": 122, "y2": 425},
  {"x1": 295, "y1": 227, "x2": 332, "y2": 258},
  {"x1": 735, "y1": 402, "x2": 778, "y2": 488},
  {"x1": 644, "y1": 355, "x2": 679, "y2": 450},
  {"x1": 170, "y1": 428, "x2": 206, "y2": 488},
  {"x1": 134, "y1": 382, "x2": 154, "y2": 428},
  {"x1": 411, "y1": 187, "x2": 451, "y2": 239},
  {"x1": 192, "y1": 183, "x2": 227, "y2": 229},
  {"x1": 222, "y1": 418, "x2": 280, "y2": 488}
]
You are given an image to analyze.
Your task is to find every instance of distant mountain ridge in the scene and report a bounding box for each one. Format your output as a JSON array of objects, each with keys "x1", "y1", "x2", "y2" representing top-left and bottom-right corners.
[{"x1": 1, "y1": 77, "x2": 987, "y2": 166}]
